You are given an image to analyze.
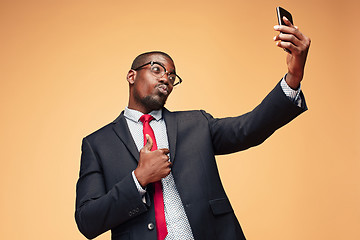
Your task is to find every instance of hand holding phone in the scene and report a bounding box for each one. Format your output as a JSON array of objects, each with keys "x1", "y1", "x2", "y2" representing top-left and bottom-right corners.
[{"x1": 273, "y1": 6, "x2": 311, "y2": 89}]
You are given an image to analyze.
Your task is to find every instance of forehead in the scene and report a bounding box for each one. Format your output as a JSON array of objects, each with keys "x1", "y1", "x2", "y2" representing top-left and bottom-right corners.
[{"x1": 147, "y1": 54, "x2": 175, "y2": 71}]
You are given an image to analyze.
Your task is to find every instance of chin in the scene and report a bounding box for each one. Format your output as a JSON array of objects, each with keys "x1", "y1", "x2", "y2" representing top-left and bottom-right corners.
[{"x1": 142, "y1": 95, "x2": 167, "y2": 111}]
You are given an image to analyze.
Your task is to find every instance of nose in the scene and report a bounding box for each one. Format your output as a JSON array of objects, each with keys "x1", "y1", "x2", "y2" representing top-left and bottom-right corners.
[
  {"x1": 158, "y1": 73, "x2": 173, "y2": 93},
  {"x1": 159, "y1": 73, "x2": 171, "y2": 85}
]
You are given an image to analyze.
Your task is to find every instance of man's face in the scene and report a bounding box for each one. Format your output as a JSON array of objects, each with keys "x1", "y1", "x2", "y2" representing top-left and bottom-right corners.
[{"x1": 129, "y1": 54, "x2": 175, "y2": 113}]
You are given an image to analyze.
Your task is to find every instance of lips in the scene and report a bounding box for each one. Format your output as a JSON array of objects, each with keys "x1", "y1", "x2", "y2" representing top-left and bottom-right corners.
[{"x1": 157, "y1": 84, "x2": 169, "y2": 95}]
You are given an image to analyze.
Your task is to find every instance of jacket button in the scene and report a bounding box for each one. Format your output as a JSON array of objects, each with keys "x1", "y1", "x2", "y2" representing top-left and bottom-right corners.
[{"x1": 147, "y1": 222, "x2": 155, "y2": 231}]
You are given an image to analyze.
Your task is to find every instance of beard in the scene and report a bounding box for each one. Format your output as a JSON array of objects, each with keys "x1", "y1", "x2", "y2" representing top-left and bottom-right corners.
[{"x1": 133, "y1": 88, "x2": 168, "y2": 111}]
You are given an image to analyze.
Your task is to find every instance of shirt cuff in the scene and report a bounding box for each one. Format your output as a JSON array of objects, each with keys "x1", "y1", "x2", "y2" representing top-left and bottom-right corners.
[
  {"x1": 132, "y1": 170, "x2": 147, "y2": 196},
  {"x1": 280, "y1": 76, "x2": 302, "y2": 107}
]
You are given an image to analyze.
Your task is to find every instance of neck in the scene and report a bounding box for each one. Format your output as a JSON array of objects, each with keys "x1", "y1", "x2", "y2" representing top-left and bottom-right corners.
[{"x1": 127, "y1": 103, "x2": 147, "y2": 114}]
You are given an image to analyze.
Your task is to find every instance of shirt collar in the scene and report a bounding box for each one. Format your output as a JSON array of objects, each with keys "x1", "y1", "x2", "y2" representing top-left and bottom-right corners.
[{"x1": 124, "y1": 107, "x2": 163, "y2": 123}]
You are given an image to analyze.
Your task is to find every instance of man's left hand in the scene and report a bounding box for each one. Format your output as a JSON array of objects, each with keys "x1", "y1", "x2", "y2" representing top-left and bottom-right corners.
[{"x1": 274, "y1": 16, "x2": 311, "y2": 89}]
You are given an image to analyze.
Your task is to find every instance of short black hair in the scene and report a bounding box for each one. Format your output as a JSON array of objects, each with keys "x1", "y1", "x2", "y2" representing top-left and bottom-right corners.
[{"x1": 131, "y1": 51, "x2": 174, "y2": 69}]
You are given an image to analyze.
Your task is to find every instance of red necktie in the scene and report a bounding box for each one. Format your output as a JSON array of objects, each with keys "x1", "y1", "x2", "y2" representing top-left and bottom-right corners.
[{"x1": 139, "y1": 114, "x2": 168, "y2": 240}]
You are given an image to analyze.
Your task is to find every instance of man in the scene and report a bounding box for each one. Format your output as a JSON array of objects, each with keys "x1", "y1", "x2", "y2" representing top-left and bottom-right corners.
[{"x1": 75, "y1": 17, "x2": 311, "y2": 240}]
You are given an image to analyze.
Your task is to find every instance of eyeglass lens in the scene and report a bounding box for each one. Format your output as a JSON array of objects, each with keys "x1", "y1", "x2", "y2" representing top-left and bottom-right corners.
[{"x1": 150, "y1": 63, "x2": 178, "y2": 85}]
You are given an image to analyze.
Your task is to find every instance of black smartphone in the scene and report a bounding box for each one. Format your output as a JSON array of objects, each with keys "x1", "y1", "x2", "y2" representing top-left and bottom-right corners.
[
  {"x1": 276, "y1": 7, "x2": 294, "y2": 53},
  {"x1": 276, "y1": 7, "x2": 293, "y2": 25}
]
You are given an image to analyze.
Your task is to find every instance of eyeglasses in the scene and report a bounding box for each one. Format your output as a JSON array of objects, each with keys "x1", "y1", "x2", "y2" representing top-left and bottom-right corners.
[{"x1": 132, "y1": 61, "x2": 182, "y2": 86}]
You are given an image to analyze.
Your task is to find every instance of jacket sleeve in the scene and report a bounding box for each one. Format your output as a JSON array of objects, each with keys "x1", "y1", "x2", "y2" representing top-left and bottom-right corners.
[
  {"x1": 202, "y1": 80, "x2": 307, "y2": 155},
  {"x1": 75, "y1": 137, "x2": 148, "y2": 239}
]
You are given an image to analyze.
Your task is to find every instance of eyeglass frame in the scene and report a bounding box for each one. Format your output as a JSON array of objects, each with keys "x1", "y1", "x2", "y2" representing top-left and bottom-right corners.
[{"x1": 131, "y1": 61, "x2": 183, "y2": 86}]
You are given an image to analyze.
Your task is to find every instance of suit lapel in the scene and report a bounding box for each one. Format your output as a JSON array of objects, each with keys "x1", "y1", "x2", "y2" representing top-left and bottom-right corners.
[
  {"x1": 112, "y1": 112, "x2": 140, "y2": 162},
  {"x1": 163, "y1": 108, "x2": 177, "y2": 164}
]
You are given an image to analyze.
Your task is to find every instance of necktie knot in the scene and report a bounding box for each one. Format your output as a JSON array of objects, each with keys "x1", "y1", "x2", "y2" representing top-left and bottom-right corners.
[
  {"x1": 140, "y1": 114, "x2": 157, "y2": 151},
  {"x1": 140, "y1": 114, "x2": 154, "y2": 124}
]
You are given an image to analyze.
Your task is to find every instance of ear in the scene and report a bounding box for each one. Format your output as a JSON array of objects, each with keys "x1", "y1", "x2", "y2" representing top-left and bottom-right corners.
[{"x1": 127, "y1": 69, "x2": 136, "y2": 84}]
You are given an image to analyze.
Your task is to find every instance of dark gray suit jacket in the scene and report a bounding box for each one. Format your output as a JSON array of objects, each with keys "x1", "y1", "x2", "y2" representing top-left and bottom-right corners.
[{"x1": 75, "y1": 81, "x2": 307, "y2": 240}]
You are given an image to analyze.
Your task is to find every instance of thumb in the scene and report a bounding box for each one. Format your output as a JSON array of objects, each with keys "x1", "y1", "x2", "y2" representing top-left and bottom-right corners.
[{"x1": 143, "y1": 134, "x2": 153, "y2": 151}]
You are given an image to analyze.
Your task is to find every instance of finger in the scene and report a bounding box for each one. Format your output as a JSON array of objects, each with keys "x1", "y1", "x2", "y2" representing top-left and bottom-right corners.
[
  {"x1": 167, "y1": 161, "x2": 173, "y2": 169},
  {"x1": 274, "y1": 25, "x2": 305, "y2": 41},
  {"x1": 143, "y1": 134, "x2": 153, "y2": 151},
  {"x1": 159, "y1": 148, "x2": 170, "y2": 155},
  {"x1": 282, "y1": 16, "x2": 294, "y2": 27},
  {"x1": 274, "y1": 33, "x2": 301, "y2": 46},
  {"x1": 275, "y1": 41, "x2": 297, "y2": 54}
]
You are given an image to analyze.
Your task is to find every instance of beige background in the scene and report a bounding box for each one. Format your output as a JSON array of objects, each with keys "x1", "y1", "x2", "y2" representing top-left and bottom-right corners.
[{"x1": 1, "y1": 0, "x2": 359, "y2": 239}]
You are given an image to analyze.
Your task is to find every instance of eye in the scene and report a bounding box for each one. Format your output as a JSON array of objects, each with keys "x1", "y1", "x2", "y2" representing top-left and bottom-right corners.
[
  {"x1": 151, "y1": 66, "x2": 162, "y2": 74},
  {"x1": 168, "y1": 75, "x2": 176, "y2": 83}
]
